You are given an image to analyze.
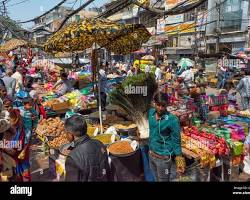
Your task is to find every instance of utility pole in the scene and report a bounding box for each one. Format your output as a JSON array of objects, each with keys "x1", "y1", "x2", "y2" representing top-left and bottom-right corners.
[
  {"x1": 194, "y1": 8, "x2": 198, "y2": 66},
  {"x1": 215, "y1": 0, "x2": 221, "y2": 54}
]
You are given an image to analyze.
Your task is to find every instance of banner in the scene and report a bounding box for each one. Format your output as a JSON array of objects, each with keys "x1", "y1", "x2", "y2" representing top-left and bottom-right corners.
[
  {"x1": 165, "y1": 14, "x2": 184, "y2": 24},
  {"x1": 165, "y1": 0, "x2": 186, "y2": 10},
  {"x1": 165, "y1": 22, "x2": 196, "y2": 35},
  {"x1": 197, "y1": 12, "x2": 207, "y2": 31},
  {"x1": 157, "y1": 18, "x2": 166, "y2": 34}
]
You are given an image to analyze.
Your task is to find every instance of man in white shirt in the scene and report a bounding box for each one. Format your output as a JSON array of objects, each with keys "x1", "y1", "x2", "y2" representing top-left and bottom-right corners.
[
  {"x1": 155, "y1": 66, "x2": 162, "y2": 81},
  {"x1": 145, "y1": 64, "x2": 151, "y2": 74},
  {"x1": 179, "y1": 67, "x2": 194, "y2": 87},
  {"x1": 11, "y1": 67, "x2": 23, "y2": 92}
]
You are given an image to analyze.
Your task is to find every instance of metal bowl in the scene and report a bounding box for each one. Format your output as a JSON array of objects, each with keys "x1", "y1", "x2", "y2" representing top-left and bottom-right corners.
[{"x1": 107, "y1": 140, "x2": 139, "y2": 158}]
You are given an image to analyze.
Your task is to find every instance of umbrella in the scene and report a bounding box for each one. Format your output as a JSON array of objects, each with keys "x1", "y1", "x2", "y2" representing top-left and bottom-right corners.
[
  {"x1": 236, "y1": 52, "x2": 248, "y2": 59},
  {"x1": 0, "y1": 39, "x2": 40, "y2": 52},
  {"x1": 44, "y1": 18, "x2": 150, "y2": 55},
  {"x1": 0, "y1": 39, "x2": 27, "y2": 52},
  {"x1": 141, "y1": 55, "x2": 155, "y2": 61},
  {"x1": 177, "y1": 58, "x2": 194, "y2": 68}
]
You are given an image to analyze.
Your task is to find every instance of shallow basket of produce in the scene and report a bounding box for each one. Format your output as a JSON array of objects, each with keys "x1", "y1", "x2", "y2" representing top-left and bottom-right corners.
[
  {"x1": 107, "y1": 140, "x2": 139, "y2": 158},
  {"x1": 113, "y1": 122, "x2": 138, "y2": 138},
  {"x1": 93, "y1": 134, "x2": 120, "y2": 146},
  {"x1": 48, "y1": 134, "x2": 69, "y2": 154}
]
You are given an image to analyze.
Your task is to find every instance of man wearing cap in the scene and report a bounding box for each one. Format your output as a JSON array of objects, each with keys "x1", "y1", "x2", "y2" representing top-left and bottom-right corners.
[{"x1": 2, "y1": 69, "x2": 16, "y2": 100}]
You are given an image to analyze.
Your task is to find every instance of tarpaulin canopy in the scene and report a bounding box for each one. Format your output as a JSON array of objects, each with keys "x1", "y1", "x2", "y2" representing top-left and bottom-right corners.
[{"x1": 44, "y1": 18, "x2": 151, "y2": 55}]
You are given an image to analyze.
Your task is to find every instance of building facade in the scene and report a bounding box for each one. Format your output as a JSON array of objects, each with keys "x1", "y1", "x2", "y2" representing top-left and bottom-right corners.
[
  {"x1": 32, "y1": 6, "x2": 73, "y2": 44},
  {"x1": 206, "y1": 0, "x2": 250, "y2": 55}
]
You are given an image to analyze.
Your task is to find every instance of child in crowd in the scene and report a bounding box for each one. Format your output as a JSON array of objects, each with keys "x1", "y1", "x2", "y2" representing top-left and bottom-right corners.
[
  {"x1": 20, "y1": 98, "x2": 38, "y2": 145},
  {"x1": 29, "y1": 90, "x2": 46, "y2": 119}
]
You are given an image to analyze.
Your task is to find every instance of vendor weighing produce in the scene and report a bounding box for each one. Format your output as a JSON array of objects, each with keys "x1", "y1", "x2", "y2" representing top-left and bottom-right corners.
[
  {"x1": 148, "y1": 92, "x2": 185, "y2": 181},
  {"x1": 53, "y1": 72, "x2": 73, "y2": 96}
]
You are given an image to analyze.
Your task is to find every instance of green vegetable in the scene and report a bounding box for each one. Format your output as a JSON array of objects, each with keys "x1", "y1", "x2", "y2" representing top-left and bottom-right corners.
[{"x1": 109, "y1": 73, "x2": 158, "y2": 138}]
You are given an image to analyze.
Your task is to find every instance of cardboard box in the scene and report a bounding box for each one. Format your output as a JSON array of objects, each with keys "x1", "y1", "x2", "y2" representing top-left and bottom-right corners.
[{"x1": 51, "y1": 101, "x2": 70, "y2": 111}]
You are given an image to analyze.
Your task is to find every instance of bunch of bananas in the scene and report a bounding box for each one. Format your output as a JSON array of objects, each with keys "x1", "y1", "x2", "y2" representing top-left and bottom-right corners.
[{"x1": 44, "y1": 18, "x2": 151, "y2": 55}]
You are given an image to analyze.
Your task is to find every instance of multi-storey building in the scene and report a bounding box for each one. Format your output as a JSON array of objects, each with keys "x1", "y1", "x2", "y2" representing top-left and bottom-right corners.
[
  {"x1": 206, "y1": 0, "x2": 249, "y2": 55},
  {"x1": 32, "y1": 6, "x2": 73, "y2": 44}
]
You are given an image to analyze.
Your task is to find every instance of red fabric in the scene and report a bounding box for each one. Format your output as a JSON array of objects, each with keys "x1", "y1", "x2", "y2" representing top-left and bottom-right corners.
[{"x1": 39, "y1": 105, "x2": 47, "y2": 119}]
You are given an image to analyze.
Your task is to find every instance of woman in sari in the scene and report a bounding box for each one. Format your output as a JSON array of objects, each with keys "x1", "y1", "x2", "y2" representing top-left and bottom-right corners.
[{"x1": 4, "y1": 109, "x2": 31, "y2": 181}]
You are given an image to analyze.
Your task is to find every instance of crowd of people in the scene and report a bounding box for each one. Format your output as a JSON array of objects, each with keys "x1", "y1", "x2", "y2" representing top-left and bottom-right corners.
[{"x1": 1, "y1": 54, "x2": 250, "y2": 182}]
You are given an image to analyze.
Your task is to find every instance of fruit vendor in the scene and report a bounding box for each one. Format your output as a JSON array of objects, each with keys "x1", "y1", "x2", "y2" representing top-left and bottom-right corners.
[
  {"x1": 148, "y1": 92, "x2": 185, "y2": 181},
  {"x1": 53, "y1": 72, "x2": 73, "y2": 96},
  {"x1": 64, "y1": 114, "x2": 111, "y2": 181}
]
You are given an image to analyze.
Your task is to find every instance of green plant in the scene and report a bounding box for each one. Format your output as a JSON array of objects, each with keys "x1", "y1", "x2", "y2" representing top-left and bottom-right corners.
[{"x1": 109, "y1": 73, "x2": 158, "y2": 138}]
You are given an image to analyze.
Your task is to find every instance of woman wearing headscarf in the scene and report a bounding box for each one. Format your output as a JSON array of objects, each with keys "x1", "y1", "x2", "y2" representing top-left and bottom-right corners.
[{"x1": 5, "y1": 108, "x2": 31, "y2": 182}]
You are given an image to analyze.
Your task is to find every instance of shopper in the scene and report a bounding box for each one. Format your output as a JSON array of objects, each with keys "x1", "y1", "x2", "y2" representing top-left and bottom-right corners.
[
  {"x1": 2, "y1": 69, "x2": 16, "y2": 100},
  {"x1": 29, "y1": 90, "x2": 47, "y2": 119},
  {"x1": 19, "y1": 98, "x2": 38, "y2": 145},
  {"x1": 8, "y1": 109, "x2": 31, "y2": 181},
  {"x1": 11, "y1": 67, "x2": 23, "y2": 92},
  {"x1": 64, "y1": 114, "x2": 111, "y2": 182},
  {"x1": 179, "y1": 67, "x2": 194, "y2": 88},
  {"x1": 99, "y1": 67, "x2": 107, "y2": 111},
  {"x1": 53, "y1": 72, "x2": 73, "y2": 96},
  {"x1": 195, "y1": 68, "x2": 207, "y2": 95},
  {"x1": 236, "y1": 68, "x2": 250, "y2": 110},
  {"x1": 145, "y1": 63, "x2": 151, "y2": 74},
  {"x1": 244, "y1": 132, "x2": 250, "y2": 155},
  {"x1": 155, "y1": 65, "x2": 162, "y2": 81},
  {"x1": 217, "y1": 66, "x2": 227, "y2": 89},
  {"x1": 148, "y1": 92, "x2": 185, "y2": 181}
]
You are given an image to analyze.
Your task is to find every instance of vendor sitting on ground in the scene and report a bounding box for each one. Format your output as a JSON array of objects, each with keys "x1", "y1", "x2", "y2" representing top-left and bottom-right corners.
[
  {"x1": 53, "y1": 72, "x2": 73, "y2": 96},
  {"x1": 64, "y1": 114, "x2": 111, "y2": 182}
]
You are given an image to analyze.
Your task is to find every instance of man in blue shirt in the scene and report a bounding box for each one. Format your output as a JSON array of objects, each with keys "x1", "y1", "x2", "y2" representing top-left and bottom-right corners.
[{"x1": 148, "y1": 92, "x2": 185, "y2": 181}]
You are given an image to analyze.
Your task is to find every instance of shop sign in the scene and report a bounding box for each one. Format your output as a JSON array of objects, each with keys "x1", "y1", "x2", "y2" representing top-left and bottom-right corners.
[
  {"x1": 165, "y1": 22, "x2": 195, "y2": 35},
  {"x1": 157, "y1": 18, "x2": 166, "y2": 34},
  {"x1": 197, "y1": 12, "x2": 207, "y2": 31},
  {"x1": 165, "y1": 14, "x2": 184, "y2": 25},
  {"x1": 165, "y1": 0, "x2": 186, "y2": 10}
]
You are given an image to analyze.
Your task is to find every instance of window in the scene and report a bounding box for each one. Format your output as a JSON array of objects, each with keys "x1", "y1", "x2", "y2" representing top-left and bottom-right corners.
[
  {"x1": 75, "y1": 15, "x2": 80, "y2": 21},
  {"x1": 184, "y1": 11, "x2": 195, "y2": 22}
]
